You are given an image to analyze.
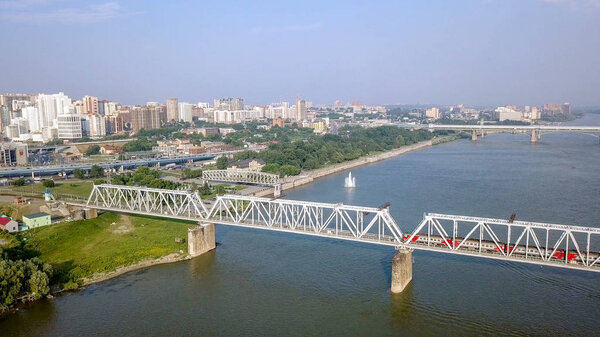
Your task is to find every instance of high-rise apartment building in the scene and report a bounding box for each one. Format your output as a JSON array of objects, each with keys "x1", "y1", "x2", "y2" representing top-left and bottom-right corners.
[
  {"x1": 214, "y1": 98, "x2": 244, "y2": 111},
  {"x1": 166, "y1": 98, "x2": 179, "y2": 121},
  {"x1": 296, "y1": 98, "x2": 307, "y2": 121},
  {"x1": 131, "y1": 106, "x2": 161, "y2": 132},
  {"x1": 22, "y1": 106, "x2": 41, "y2": 132},
  {"x1": 82, "y1": 95, "x2": 99, "y2": 114},
  {"x1": 178, "y1": 102, "x2": 193, "y2": 123},
  {"x1": 88, "y1": 114, "x2": 106, "y2": 137},
  {"x1": 37, "y1": 92, "x2": 72, "y2": 128},
  {"x1": 425, "y1": 107, "x2": 441, "y2": 120},
  {"x1": 543, "y1": 103, "x2": 571, "y2": 116}
]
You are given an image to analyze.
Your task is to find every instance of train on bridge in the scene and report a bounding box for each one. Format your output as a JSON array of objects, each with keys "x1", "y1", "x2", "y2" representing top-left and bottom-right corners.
[{"x1": 402, "y1": 234, "x2": 594, "y2": 264}]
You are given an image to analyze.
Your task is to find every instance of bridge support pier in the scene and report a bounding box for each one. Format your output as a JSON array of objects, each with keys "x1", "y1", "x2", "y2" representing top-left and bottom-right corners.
[
  {"x1": 84, "y1": 207, "x2": 98, "y2": 219},
  {"x1": 531, "y1": 129, "x2": 540, "y2": 143},
  {"x1": 188, "y1": 223, "x2": 215, "y2": 257},
  {"x1": 471, "y1": 130, "x2": 477, "y2": 141},
  {"x1": 274, "y1": 184, "x2": 281, "y2": 197},
  {"x1": 391, "y1": 249, "x2": 413, "y2": 293}
]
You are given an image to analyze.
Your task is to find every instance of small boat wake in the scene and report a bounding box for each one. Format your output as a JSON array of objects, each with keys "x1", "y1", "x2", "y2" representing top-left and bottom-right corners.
[{"x1": 344, "y1": 172, "x2": 356, "y2": 188}]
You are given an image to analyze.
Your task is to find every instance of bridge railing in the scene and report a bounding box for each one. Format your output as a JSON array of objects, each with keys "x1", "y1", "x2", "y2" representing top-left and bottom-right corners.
[{"x1": 401, "y1": 213, "x2": 600, "y2": 271}]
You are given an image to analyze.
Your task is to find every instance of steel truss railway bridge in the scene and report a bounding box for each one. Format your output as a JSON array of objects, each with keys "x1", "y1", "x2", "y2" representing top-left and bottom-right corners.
[
  {"x1": 202, "y1": 170, "x2": 282, "y2": 196},
  {"x1": 81, "y1": 184, "x2": 600, "y2": 292},
  {"x1": 395, "y1": 123, "x2": 600, "y2": 143}
]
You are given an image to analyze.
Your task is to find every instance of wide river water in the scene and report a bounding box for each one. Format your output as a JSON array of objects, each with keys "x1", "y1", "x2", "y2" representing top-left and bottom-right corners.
[{"x1": 2, "y1": 115, "x2": 600, "y2": 336}]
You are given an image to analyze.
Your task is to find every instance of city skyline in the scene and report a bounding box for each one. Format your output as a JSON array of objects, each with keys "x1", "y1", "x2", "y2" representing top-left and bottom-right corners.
[{"x1": 2, "y1": 0, "x2": 600, "y2": 106}]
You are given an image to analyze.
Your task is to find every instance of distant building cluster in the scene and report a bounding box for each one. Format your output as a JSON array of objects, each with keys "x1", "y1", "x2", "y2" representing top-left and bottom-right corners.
[
  {"x1": 0, "y1": 92, "x2": 392, "y2": 145},
  {"x1": 407, "y1": 102, "x2": 572, "y2": 123}
]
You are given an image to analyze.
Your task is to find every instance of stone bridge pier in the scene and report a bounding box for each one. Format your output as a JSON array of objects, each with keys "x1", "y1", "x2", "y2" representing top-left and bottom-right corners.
[
  {"x1": 391, "y1": 248, "x2": 413, "y2": 293},
  {"x1": 188, "y1": 223, "x2": 216, "y2": 257}
]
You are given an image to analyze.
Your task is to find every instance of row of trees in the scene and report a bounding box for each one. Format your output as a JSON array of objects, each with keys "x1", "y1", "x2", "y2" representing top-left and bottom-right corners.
[
  {"x1": 0, "y1": 241, "x2": 53, "y2": 310},
  {"x1": 73, "y1": 165, "x2": 105, "y2": 179},
  {"x1": 232, "y1": 125, "x2": 435, "y2": 176},
  {"x1": 110, "y1": 166, "x2": 180, "y2": 190},
  {"x1": 182, "y1": 168, "x2": 203, "y2": 179}
]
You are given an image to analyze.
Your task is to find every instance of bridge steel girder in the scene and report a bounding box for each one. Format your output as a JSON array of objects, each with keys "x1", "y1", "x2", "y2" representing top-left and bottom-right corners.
[
  {"x1": 86, "y1": 184, "x2": 404, "y2": 246},
  {"x1": 400, "y1": 213, "x2": 600, "y2": 272},
  {"x1": 84, "y1": 185, "x2": 600, "y2": 273},
  {"x1": 202, "y1": 170, "x2": 281, "y2": 186}
]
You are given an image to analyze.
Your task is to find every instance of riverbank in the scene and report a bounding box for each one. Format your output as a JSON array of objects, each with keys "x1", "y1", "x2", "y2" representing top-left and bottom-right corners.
[
  {"x1": 16, "y1": 213, "x2": 196, "y2": 290},
  {"x1": 251, "y1": 135, "x2": 458, "y2": 197},
  {"x1": 81, "y1": 252, "x2": 191, "y2": 287}
]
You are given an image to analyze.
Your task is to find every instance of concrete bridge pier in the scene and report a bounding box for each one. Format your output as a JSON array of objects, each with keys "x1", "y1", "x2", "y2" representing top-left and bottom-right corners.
[
  {"x1": 531, "y1": 129, "x2": 540, "y2": 143},
  {"x1": 274, "y1": 184, "x2": 282, "y2": 197},
  {"x1": 188, "y1": 223, "x2": 216, "y2": 257},
  {"x1": 471, "y1": 130, "x2": 477, "y2": 141},
  {"x1": 391, "y1": 248, "x2": 413, "y2": 293}
]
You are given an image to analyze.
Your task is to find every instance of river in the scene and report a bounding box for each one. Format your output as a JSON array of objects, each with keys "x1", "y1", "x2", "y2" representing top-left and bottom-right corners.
[{"x1": 2, "y1": 115, "x2": 600, "y2": 336}]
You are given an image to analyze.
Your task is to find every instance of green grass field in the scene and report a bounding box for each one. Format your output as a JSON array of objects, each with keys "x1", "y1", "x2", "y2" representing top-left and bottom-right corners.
[
  {"x1": 8, "y1": 181, "x2": 94, "y2": 199},
  {"x1": 19, "y1": 212, "x2": 195, "y2": 285}
]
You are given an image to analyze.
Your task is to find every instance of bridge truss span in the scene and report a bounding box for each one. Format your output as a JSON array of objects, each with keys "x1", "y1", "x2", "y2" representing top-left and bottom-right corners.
[
  {"x1": 87, "y1": 184, "x2": 208, "y2": 218},
  {"x1": 207, "y1": 194, "x2": 404, "y2": 245},
  {"x1": 202, "y1": 170, "x2": 281, "y2": 186},
  {"x1": 83, "y1": 185, "x2": 600, "y2": 273},
  {"x1": 401, "y1": 213, "x2": 600, "y2": 271}
]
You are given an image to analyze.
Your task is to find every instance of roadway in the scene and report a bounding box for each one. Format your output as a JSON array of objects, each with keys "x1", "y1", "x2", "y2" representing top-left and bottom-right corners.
[{"x1": 0, "y1": 154, "x2": 216, "y2": 178}]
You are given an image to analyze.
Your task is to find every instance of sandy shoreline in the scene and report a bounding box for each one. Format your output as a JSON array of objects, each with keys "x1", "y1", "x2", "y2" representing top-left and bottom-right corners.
[{"x1": 79, "y1": 253, "x2": 191, "y2": 288}]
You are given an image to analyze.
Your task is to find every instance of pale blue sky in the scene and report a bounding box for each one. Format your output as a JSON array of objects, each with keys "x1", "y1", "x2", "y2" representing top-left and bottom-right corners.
[{"x1": 1, "y1": 0, "x2": 599, "y2": 106}]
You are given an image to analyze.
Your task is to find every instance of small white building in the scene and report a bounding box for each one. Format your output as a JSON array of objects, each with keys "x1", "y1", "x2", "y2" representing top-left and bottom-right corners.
[{"x1": 0, "y1": 216, "x2": 18, "y2": 233}]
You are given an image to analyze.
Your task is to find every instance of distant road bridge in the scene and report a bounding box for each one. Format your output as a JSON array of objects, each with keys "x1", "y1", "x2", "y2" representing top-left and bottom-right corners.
[
  {"x1": 202, "y1": 169, "x2": 282, "y2": 196},
  {"x1": 395, "y1": 123, "x2": 600, "y2": 142},
  {"x1": 79, "y1": 184, "x2": 600, "y2": 292}
]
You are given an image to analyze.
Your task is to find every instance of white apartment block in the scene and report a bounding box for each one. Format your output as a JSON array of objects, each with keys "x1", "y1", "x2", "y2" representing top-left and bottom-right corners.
[
  {"x1": 37, "y1": 92, "x2": 72, "y2": 128},
  {"x1": 178, "y1": 102, "x2": 193, "y2": 123},
  {"x1": 57, "y1": 114, "x2": 83, "y2": 139}
]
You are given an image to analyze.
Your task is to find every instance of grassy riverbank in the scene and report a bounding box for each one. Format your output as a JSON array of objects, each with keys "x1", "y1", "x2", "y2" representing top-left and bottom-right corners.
[
  {"x1": 18, "y1": 212, "x2": 196, "y2": 288},
  {"x1": 5, "y1": 181, "x2": 94, "y2": 199}
]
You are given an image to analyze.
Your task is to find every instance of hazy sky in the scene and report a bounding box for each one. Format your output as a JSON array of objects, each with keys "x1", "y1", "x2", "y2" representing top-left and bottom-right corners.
[{"x1": 1, "y1": 0, "x2": 599, "y2": 106}]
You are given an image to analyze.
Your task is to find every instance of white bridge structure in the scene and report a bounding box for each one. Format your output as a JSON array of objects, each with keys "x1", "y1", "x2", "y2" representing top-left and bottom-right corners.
[
  {"x1": 202, "y1": 170, "x2": 282, "y2": 196},
  {"x1": 83, "y1": 184, "x2": 600, "y2": 275},
  {"x1": 395, "y1": 123, "x2": 600, "y2": 143}
]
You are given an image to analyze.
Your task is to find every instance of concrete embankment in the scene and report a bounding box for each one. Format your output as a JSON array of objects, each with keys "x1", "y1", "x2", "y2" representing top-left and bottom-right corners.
[{"x1": 249, "y1": 138, "x2": 445, "y2": 197}]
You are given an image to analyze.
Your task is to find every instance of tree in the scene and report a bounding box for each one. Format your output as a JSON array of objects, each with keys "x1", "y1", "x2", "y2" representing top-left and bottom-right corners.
[
  {"x1": 85, "y1": 145, "x2": 101, "y2": 156},
  {"x1": 89, "y1": 165, "x2": 105, "y2": 178},
  {"x1": 261, "y1": 163, "x2": 280, "y2": 174},
  {"x1": 12, "y1": 178, "x2": 26, "y2": 186},
  {"x1": 42, "y1": 180, "x2": 55, "y2": 188},
  {"x1": 182, "y1": 168, "x2": 202, "y2": 179},
  {"x1": 216, "y1": 156, "x2": 229, "y2": 170},
  {"x1": 199, "y1": 182, "x2": 212, "y2": 196},
  {"x1": 73, "y1": 168, "x2": 85, "y2": 179},
  {"x1": 279, "y1": 164, "x2": 301, "y2": 177},
  {"x1": 214, "y1": 185, "x2": 226, "y2": 195}
]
